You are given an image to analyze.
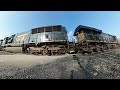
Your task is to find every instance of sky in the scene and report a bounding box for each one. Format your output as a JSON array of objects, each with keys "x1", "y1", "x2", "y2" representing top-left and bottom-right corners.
[{"x1": 0, "y1": 11, "x2": 120, "y2": 41}]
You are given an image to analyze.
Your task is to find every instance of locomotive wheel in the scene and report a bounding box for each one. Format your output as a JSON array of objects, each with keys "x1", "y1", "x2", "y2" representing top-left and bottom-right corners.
[
  {"x1": 100, "y1": 48, "x2": 104, "y2": 51},
  {"x1": 41, "y1": 50, "x2": 43, "y2": 55},
  {"x1": 28, "y1": 48, "x2": 33, "y2": 54},
  {"x1": 58, "y1": 50, "x2": 62, "y2": 55},
  {"x1": 88, "y1": 47, "x2": 92, "y2": 53},
  {"x1": 51, "y1": 51, "x2": 54, "y2": 55},
  {"x1": 81, "y1": 50, "x2": 85, "y2": 55},
  {"x1": 42, "y1": 50, "x2": 45, "y2": 55},
  {"x1": 57, "y1": 50, "x2": 60, "y2": 55},
  {"x1": 3, "y1": 48, "x2": 6, "y2": 51},
  {"x1": 22, "y1": 44, "x2": 25, "y2": 53},
  {"x1": 88, "y1": 48, "x2": 92, "y2": 54},
  {"x1": 48, "y1": 50, "x2": 52, "y2": 56},
  {"x1": 95, "y1": 49, "x2": 98, "y2": 52},
  {"x1": 42, "y1": 50, "x2": 47, "y2": 55}
]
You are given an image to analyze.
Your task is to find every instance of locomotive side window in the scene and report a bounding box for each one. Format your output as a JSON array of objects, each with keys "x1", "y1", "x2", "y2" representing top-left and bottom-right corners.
[
  {"x1": 32, "y1": 28, "x2": 44, "y2": 34},
  {"x1": 45, "y1": 27, "x2": 52, "y2": 32},
  {"x1": 53, "y1": 26, "x2": 61, "y2": 31},
  {"x1": 85, "y1": 30, "x2": 91, "y2": 34},
  {"x1": 38, "y1": 28, "x2": 44, "y2": 33},
  {"x1": 32, "y1": 29, "x2": 37, "y2": 34}
]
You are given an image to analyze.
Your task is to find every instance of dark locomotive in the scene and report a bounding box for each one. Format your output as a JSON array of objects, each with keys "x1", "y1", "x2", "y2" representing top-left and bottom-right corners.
[
  {"x1": 74, "y1": 25, "x2": 119, "y2": 54},
  {"x1": 0, "y1": 25, "x2": 119, "y2": 55}
]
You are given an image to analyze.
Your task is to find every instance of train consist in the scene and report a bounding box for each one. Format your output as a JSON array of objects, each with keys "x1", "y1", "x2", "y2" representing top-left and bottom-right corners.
[
  {"x1": 0, "y1": 25, "x2": 119, "y2": 55},
  {"x1": 74, "y1": 25, "x2": 119, "y2": 54}
]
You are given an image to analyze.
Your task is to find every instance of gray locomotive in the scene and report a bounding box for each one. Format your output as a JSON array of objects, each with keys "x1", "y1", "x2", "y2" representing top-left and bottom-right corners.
[{"x1": 1, "y1": 25, "x2": 68, "y2": 55}]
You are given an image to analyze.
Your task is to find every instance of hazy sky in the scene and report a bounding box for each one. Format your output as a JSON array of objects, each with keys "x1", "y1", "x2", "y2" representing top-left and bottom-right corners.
[{"x1": 0, "y1": 11, "x2": 120, "y2": 41}]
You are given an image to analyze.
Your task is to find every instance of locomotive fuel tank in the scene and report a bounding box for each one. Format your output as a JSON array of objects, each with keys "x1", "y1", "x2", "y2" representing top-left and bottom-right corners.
[{"x1": 4, "y1": 47, "x2": 23, "y2": 53}]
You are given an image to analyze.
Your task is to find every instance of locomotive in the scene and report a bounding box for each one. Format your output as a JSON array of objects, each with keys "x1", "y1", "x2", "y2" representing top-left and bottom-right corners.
[
  {"x1": 1, "y1": 25, "x2": 69, "y2": 55},
  {"x1": 74, "y1": 25, "x2": 119, "y2": 54}
]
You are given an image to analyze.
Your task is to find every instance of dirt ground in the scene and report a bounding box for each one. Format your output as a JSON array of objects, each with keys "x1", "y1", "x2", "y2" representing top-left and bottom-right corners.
[
  {"x1": 0, "y1": 48, "x2": 120, "y2": 79},
  {"x1": 0, "y1": 52, "x2": 84, "y2": 79},
  {"x1": 0, "y1": 54, "x2": 70, "y2": 68}
]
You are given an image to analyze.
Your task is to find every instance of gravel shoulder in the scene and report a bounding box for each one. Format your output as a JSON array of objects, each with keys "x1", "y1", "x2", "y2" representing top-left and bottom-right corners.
[
  {"x1": 0, "y1": 54, "x2": 70, "y2": 68},
  {"x1": 0, "y1": 52, "x2": 84, "y2": 79},
  {"x1": 76, "y1": 48, "x2": 120, "y2": 79}
]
